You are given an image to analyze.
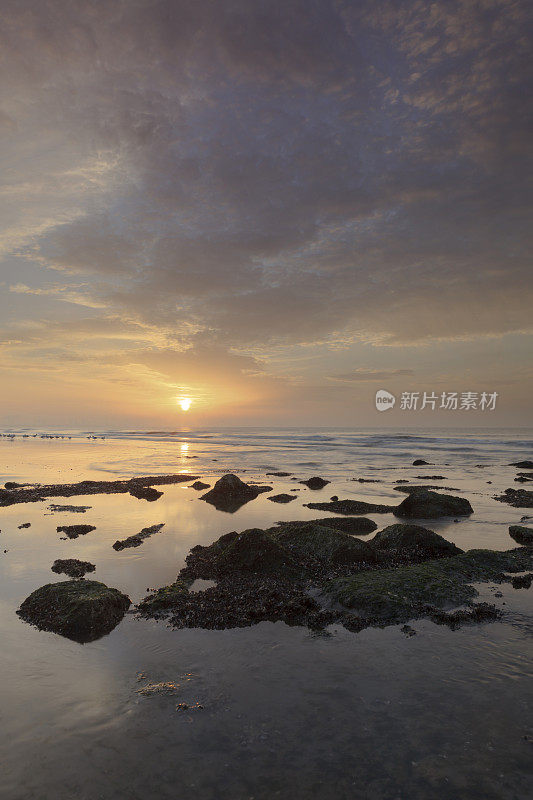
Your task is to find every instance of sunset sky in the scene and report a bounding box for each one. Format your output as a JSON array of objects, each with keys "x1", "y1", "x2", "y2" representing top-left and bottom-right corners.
[{"x1": 1, "y1": 0, "x2": 531, "y2": 428}]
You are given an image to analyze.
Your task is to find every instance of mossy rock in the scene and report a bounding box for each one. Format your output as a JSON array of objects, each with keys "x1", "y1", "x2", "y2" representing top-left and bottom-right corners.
[
  {"x1": 17, "y1": 580, "x2": 131, "y2": 643},
  {"x1": 275, "y1": 517, "x2": 377, "y2": 535},
  {"x1": 369, "y1": 523, "x2": 462, "y2": 561},
  {"x1": 269, "y1": 522, "x2": 378, "y2": 566},
  {"x1": 216, "y1": 528, "x2": 304, "y2": 577},
  {"x1": 137, "y1": 580, "x2": 190, "y2": 614},
  {"x1": 509, "y1": 525, "x2": 533, "y2": 545},
  {"x1": 395, "y1": 489, "x2": 473, "y2": 519},
  {"x1": 326, "y1": 548, "x2": 533, "y2": 624}
]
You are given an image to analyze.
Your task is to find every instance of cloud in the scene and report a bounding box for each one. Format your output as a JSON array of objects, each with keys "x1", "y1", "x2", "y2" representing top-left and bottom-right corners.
[
  {"x1": 329, "y1": 369, "x2": 415, "y2": 382},
  {"x1": 0, "y1": 0, "x2": 531, "y2": 424}
]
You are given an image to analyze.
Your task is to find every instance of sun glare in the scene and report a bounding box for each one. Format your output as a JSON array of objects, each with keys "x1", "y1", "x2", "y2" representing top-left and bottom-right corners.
[{"x1": 179, "y1": 397, "x2": 192, "y2": 411}]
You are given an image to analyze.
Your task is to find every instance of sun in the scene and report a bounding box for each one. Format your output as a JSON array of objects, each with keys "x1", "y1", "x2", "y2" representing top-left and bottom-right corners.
[{"x1": 178, "y1": 397, "x2": 192, "y2": 411}]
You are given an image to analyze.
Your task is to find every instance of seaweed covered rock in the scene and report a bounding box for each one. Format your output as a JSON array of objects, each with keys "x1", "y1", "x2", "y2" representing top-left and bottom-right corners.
[
  {"x1": 326, "y1": 548, "x2": 533, "y2": 625},
  {"x1": 129, "y1": 485, "x2": 163, "y2": 501},
  {"x1": 17, "y1": 580, "x2": 131, "y2": 642},
  {"x1": 269, "y1": 522, "x2": 378, "y2": 567},
  {"x1": 274, "y1": 517, "x2": 378, "y2": 535},
  {"x1": 189, "y1": 481, "x2": 210, "y2": 490},
  {"x1": 299, "y1": 477, "x2": 330, "y2": 490},
  {"x1": 509, "y1": 525, "x2": 533, "y2": 545},
  {"x1": 369, "y1": 524, "x2": 462, "y2": 562},
  {"x1": 305, "y1": 499, "x2": 395, "y2": 515},
  {"x1": 395, "y1": 489, "x2": 473, "y2": 519},
  {"x1": 268, "y1": 493, "x2": 297, "y2": 503},
  {"x1": 113, "y1": 523, "x2": 164, "y2": 550},
  {"x1": 51, "y1": 558, "x2": 96, "y2": 578},
  {"x1": 200, "y1": 474, "x2": 271, "y2": 512},
  {"x1": 509, "y1": 461, "x2": 533, "y2": 468},
  {"x1": 57, "y1": 524, "x2": 96, "y2": 539},
  {"x1": 211, "y1": 528, "x2": 303, "y2": 578},
  {"x1": 494, "y1": 488, "x2": 533, "y2": 508}
]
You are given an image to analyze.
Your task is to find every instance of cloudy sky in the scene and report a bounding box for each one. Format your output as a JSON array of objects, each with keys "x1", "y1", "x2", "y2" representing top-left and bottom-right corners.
[{"x1": 1, "y1": 0, "x2": 531, "y2": 428}]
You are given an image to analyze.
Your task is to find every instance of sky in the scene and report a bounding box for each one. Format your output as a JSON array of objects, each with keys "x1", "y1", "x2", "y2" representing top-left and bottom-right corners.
[{"x1": 0, "y1": 0, "x2": 531, "y2": 429}]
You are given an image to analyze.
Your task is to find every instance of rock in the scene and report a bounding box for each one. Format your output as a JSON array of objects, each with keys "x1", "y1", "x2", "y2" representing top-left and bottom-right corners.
[
  {"x1": 129, "y1": 486, "x2": 163, "y2": 501},
  {"x1": 18, "y1": 522, "x2": 31, "y2": 529},
  {"x1": 200, "y1": 474, "x2": 271, "y2": 512},
  {"x1": 17, "y1": 580, "x2": 130, "y2": 642},
  {"x1": 213, "y1": 529, "x2": 303, "y2": 578},
  {"x1": 189, "y1": 481, "x2": 210, "y2": 490},
  {"x1": 511, "y1": 573, "x2": 533, "y2": 589},
  {"x1": 305, "y1": 499, "x2": 395, "y2": 515},
  {"x1": 415, "y1": 475, "x2": 446, "y2": 480},
  {"x1": 395, "y1": 490, "x2": 473, "y2": 519},
  {"x1": 369, "y1": 524, "x2": 462, "y2": 562},
  {"x1": 5, "y1": 482, "x2": 29, "y2": 489},
  {"x1": 266, "y1": 472, "x2": 293, "y2": 477},
  {"x1": 330, "y1": 495, "x2": 339, "y2": 501},
  {"x1": 51, "y1": 558, "x2": 96, "y2": 578},
  {"x1": 268, "y1": 493, "x2": 297, "y2": 503},
  {"x1": 395, "y1": 480, "x2": 409, "y2": 484},
  {"x1": 326, "y1": 548, "x2": 533, "y2": 625},
  {"x1": 494, "y1": 489, "x2": 533, "y2": 508},
  {"x1": 269, "y1": 522, "x2": 378, "y2": 567},
  {"x1": 0, "y1": 473, "x2": 199, "y2": 507},
  {"x1": 412, "y1": 459, "x2": 431, "y2": 466},
  {"x1": 394, "y1": 484, "x2": 459, "y2": 493},
  {"x1": 353, "y1": 478, "x2": 382, "y2": 483},
  {"x1": 57, "y1": 524, "x2": 96, "y2": 539},
  {"x1": 274, "y1": 517, "x2": 378, "y2": 535},
  {"x1": 299, "y1": 477, "x2": 330, "y2": 490},
  {"x1": 113, "y1": 523, "x2": 165, "y2": 550},
  {"x1": 136, "y1": 681, "x2": 181, "y2": 696},
  {"x1": 509, "y1": 461, "x2": 533, "y2": 468},
  {"x1": 48, "y1": 504, "x2": 91, "y2": 513},
  {"x1": 508, "y1": 525, "x2": 533, "y2": 545}
]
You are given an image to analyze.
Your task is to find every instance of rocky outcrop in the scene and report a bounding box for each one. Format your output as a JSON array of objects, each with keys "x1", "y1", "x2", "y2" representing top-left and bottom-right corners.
[
  {"x1": 113, "y1": 523, "x2": 164, "y2": 550},
  {"x1": 369, "y1": 524, "x2": 462, "y2": 562},
  {"x1": 395, "y1": 490, "x2": 473, "y2": 518},
  {"x1": 51, "y1": 559, "x2": 96, "y2": 578},
  {"x1": 189, "y1": 481, "x2": 210, "y2": 490},
  {"x1": 273, "y1": 517, "x2": 377, "y2": 535},
  {"x1": 268, "y1": 493, "x2": 297, "y2": 503},
  {"x1": 508, "y1": 525, "x2": 533, "y2": 545},
  {"x1": 200, "y1": 474, "x2": 271, "y2": 512},
  {"x1": 57, "y1": 524, "x2": 96, "y2": 539},
  {"x1": 129, "y1": 486, "x2": 163, "y2": 501},
  {"x1": 0, "y1": 474, "x2": 199, "y2": 507},
  {"x1": 412, "y1": 459, "x2": 431, "y2": 466},
  {"x1": 299, "y1": 477, "x2": 330, "y2": 490},
  {"x1": 269, "y1": 522, "x2": 378, "y2": 567},
  {"x1": 494, "y1": 489, "x2": 533, "y2": 508},
  {"x1": 305, "y1": 499, "x2": 395, "y2": 515},
  {"x1": 17, "y1": 580, "x2": 131, "y2": 642},
  {"x1": 509, "y1": 461, "x2": 533, "y2": 468}
]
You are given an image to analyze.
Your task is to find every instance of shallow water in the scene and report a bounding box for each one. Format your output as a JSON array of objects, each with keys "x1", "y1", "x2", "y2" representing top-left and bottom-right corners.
[{"x1": 1, "y1": 428, "x2": 532, "y2": 799}]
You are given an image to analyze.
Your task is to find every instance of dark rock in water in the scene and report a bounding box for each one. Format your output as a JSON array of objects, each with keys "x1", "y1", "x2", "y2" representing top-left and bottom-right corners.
[
  {"x1": 268, "y1": 493, "x2": 297, "y2": 504},
  {"x1": 274, "y1": 517, "x2": 378, "y2": 535},
  {"x1": 18, "y1": 522, "x2": 31, "y2": 529},
  {"x1": 515, "y1": 476, "x2": 533, "y2": 483},
  {"x1": 330, "y1": 495, "x2": 339, "y2": 501},
  {"x1": 353, "y1": 478, "x2": 382, "y2": 483},
  {"x1": 189, "y1": 481, "x2": 210, "y2": 490},
  {"x1": 5, "y1": 482, "x2": 30, "y2": 489},
  {"x1": 394, "y1": 484, "x2": 460, "y2": 494},
  {"x1": 17, "y1": 580, "x2": 130, "y2": 642},
  {"x1": 129, "y1": 486, "x2": 163, "y2": 501},
  {"x1": 299, "y1": 477, "x2": 330, "y2": 490},
  {"x1": 113, "y1": 523, "x2": 165, "y2": 551},
  {"x1": 395, "y1": 490, "x2": 473, "y2": 519},
  {"x1": 305, "y1": 499, "x2": 395, "y2": 515},
  {"x1": 51, "y1": 558, "x2": 96, "y2": 578},
  {"x1": 508, "y1": 525, "x2": 533, "y2": 545},
  {"x1": 416, "y1": 475, "x2": 446, "y2": 480},
  {"x1": 395, "y1": 480, "x2": 409, "y2": 484},
  {"x1": 48, "y1": 504, "x2": 91, "y2": 513},
  {"x1": 211, "y1": 529, "x2": 303, "y2": 578},
  {"x1": 401, "y1": 624, "x2": 417, "y2": 637},
  {"x1": 509, "y1": 461, "x2": 533, "y2": 468},
  {"x1": 326, "y1": 548, "x2": 533, "y2": 625},
  {"x1": 266, "y1": 471, "x2": 293, "y2": 477},
  {"x1": 200, "y1": 474, "x2": 271, "y2": 513},
  {"x1": 57, "y1": 524, "x2": 96, "y2": 539},
  {"x1": 494, "y1": 489, "x2": 533, "y2": 508},
  {"x1": 412, "y1": 459, "x2": 431, "y2": 466},
  {"x1": 269, "y1": 522, "x2": 378, "y2": 567},
  {"x1": 369, "y1": 524, "x2": 462, "y2": 562},
  {"x1": 0, "y1": 473, "x2": 198, "y2": 507},
  {"x1": 511, "y1": 573, "x2": 533, "y2": 589}
]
